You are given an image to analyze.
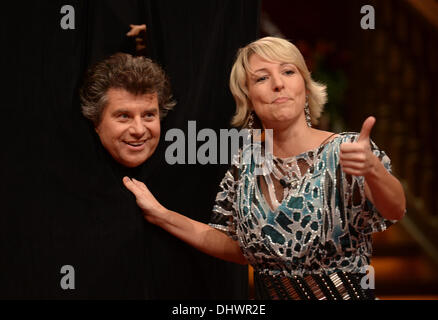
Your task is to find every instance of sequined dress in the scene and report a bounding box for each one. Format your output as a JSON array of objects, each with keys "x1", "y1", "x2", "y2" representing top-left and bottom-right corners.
[{"x1": 209, "y1": 132, "x2": 396, "y2": 300}]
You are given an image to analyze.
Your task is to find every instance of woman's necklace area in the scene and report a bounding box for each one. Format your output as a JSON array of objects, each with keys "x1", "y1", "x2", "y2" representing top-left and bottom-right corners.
[
  {"x1": 267, "y1": 133, "x2": 337, "y2": 191},
  {"x1": 271, "y1": 152, "x2": 315, "y2": 191}
]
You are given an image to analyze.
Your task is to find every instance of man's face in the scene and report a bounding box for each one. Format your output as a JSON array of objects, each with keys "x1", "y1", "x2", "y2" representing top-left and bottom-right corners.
[{"x1": 95, "y1": 88, "x2": 160, "y2": 168}]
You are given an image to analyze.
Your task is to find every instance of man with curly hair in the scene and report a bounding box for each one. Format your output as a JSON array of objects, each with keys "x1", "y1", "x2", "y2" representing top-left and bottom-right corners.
[{"x1": 80, "y1": 53, "x2": 175, "y2": 167}]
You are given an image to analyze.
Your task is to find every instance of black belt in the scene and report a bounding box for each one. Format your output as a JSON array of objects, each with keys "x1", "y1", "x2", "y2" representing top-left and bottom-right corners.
[{"x1": 254, "y1": 271, "x2": 375, "y2": 300}]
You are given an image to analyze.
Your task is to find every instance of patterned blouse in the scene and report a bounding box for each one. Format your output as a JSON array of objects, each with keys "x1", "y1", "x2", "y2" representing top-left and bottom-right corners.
[{"x1": 209, "y1": 132, "x2": 396, "y2": 278}]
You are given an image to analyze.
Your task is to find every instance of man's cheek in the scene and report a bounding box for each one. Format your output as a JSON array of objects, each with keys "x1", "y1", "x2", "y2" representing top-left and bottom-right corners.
[{"x1": 155, "y1": 124, "x2": 161, "y2": 139}]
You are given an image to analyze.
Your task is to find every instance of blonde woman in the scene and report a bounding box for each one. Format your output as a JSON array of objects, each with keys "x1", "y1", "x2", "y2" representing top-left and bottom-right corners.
[{"x1": 123, "y1": 37, "x2": 405, "y2": 300}]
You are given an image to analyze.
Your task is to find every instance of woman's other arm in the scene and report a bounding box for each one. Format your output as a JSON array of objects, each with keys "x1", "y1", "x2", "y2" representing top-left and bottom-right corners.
[{"x1": 339, "y1": 117, "x2": 406, "y2": 220}]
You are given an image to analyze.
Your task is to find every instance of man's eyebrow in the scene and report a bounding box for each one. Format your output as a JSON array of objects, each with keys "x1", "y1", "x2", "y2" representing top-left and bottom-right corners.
[
  {"x1": 143, "y1": 106, "x2": 159, "y2": 113},
  {"x1": 112, "y1": 109, "x2": 130, "y2": 114}
]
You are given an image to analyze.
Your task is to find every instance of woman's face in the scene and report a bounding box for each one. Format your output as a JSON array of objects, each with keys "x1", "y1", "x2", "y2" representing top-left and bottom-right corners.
[{"x1": 246, "y1": 54, "x2": 307, "y2": 129}]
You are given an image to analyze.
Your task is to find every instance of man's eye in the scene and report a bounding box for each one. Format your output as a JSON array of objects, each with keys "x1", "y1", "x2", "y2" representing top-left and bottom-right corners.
[
  {"x1": 143, "y1": 113, "x2": 156, "y2": 119},
  {"x1": 118, "y1": 114, "x2": 129, "y2": 119}
]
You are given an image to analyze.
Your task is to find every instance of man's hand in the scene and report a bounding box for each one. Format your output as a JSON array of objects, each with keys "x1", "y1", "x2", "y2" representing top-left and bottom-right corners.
[
  {"x1": 126, "y1": 24, "x2": 147, "y2": 37},
  {"x1": 126, "y1": 24, "x2": 147, "y2": 54},
  {"x1": 339, "y1": 116, "x2": 378, "y2": 178}
]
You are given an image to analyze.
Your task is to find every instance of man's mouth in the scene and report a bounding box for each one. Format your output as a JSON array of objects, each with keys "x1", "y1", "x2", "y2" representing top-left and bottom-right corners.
[{"x1": 124, "y1": 140, "x2": 146, "y2": 147}]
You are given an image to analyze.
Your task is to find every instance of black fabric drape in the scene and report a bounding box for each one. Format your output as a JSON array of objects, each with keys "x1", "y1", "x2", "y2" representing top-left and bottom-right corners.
[{"x1": 0, "y1": 0, "x2": 259, "y2": 299}]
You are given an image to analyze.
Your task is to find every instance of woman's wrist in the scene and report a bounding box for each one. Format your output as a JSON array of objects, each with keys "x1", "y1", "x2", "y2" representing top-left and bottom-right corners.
[
  {"x1": 142, "y1": 206, "x2": 169, "y2": 226},
  {"x1": 364, "y1": 154, "x2": 380, "y2": 181}
]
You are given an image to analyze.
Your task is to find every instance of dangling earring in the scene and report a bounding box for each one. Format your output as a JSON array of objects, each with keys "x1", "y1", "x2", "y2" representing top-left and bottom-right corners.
[
  {"x1": 305, "y1": 95, "x2": 312, "y2": 127},
  {"x1": 248, "y1": 111, "x2": 255, "y2": 131},
  {"x1": 247, "y1": 111, "x2": 265, "y2": 142}
]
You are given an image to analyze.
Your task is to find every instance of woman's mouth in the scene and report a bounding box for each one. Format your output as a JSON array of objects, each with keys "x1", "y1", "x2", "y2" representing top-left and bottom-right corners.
[{"x1": 272, "y1": 97, "x2": 290, "y2": 104}]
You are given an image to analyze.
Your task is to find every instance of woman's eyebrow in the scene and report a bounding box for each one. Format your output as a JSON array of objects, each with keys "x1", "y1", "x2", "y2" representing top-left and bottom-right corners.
[
  {"x1": 253, "y1": 67, "x2": 268, "y2": 73},
  {"x1": 253, "y1": 63, "x2": 294, "y2": 73}
]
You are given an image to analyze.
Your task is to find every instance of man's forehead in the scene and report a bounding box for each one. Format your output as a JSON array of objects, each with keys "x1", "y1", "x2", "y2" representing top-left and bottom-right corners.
[{"x1": 106, "y1": 88, "x2": 158, "y2": 107}]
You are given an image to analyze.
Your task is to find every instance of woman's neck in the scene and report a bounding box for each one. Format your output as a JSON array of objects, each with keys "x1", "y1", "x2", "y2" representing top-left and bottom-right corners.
[
  {"x1": 263, "y1": 114, "x2": 332, "y2": 158},
  {"x1": 272, "y1": 126, "x2": 314, "y2": 157}
]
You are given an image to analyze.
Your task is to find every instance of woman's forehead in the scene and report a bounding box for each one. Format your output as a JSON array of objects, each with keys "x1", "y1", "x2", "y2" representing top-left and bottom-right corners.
[{"x1": 247, "y1": 54, "x2": 296, "y2": 72}]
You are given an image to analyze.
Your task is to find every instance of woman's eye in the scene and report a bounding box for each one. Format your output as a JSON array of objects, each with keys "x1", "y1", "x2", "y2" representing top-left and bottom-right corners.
[
  {"x1": 256, "y1": 76, "x2": 267, "y2": 83},
  {"x1": 284, "y1": 70, "x2": 295, "y2": 75}
]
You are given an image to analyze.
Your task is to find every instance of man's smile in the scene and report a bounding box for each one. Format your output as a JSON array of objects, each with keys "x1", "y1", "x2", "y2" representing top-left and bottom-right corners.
[{"x1": 124, "y1": 140, "x2": 147, "y2": 150}]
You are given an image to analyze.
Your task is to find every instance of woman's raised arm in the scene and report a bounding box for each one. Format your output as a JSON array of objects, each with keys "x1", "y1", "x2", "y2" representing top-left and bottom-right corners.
[{"x1": 339, "y1": 117, "x2": 406, "y2": 220}]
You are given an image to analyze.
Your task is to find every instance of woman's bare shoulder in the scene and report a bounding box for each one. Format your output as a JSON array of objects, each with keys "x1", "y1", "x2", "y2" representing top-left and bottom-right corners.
[{"x1": 311, "y1": 129, "x2": 339, "y2": 145}]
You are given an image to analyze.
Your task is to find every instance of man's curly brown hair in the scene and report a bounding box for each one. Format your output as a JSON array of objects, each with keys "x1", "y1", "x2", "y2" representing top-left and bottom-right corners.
[{"x1": 80, "y1": 53, "x2": 176, "y2": 126}]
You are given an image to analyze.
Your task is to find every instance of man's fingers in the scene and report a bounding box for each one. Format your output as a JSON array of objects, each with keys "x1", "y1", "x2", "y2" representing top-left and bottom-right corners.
[{"x1": 358, "y1": 116, "x2": 375, "y2": 142}]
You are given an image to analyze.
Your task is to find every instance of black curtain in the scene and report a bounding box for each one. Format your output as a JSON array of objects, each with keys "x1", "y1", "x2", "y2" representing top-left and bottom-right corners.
[{"x1": 0, "y1": 0, "x2": 260, "y2": 299}]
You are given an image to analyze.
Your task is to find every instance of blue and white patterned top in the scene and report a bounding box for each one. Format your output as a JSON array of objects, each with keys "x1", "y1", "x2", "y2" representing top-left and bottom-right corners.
[{"x1": 209, "y1": 132, "x2": 396, "y2": 277}]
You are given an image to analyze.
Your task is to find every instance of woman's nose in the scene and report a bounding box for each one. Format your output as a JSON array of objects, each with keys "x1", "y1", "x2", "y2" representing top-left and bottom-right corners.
[{"x1": 272, "y1": 74, "x2": 284, "y2": 92}]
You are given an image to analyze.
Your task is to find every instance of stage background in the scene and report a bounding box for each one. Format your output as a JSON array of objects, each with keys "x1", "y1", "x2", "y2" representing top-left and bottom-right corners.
[{"x1": 260, "y1": 0, "x2": 438, "y2": 299}]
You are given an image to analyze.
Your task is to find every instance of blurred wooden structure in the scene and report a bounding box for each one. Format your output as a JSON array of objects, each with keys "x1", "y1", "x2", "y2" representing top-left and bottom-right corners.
[{"x1": 258, "y1": 0, "x2": 438, "y2": 299}]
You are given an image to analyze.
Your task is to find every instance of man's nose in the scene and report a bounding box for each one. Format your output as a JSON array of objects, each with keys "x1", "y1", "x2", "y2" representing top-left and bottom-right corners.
[{"x1": 129, "y1": 117, "x2": 147, "y2": 137}]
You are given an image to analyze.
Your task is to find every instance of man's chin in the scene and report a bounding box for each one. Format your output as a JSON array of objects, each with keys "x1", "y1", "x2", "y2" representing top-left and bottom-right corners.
[{"x1": 117, "y1": 155, "x2": 150, "y2": 168}]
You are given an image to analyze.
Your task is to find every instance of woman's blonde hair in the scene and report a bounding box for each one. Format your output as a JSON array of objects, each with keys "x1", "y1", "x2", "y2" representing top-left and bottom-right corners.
[{"x1": 229, "y1": 37, "x2": 327, "y2": 128}]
